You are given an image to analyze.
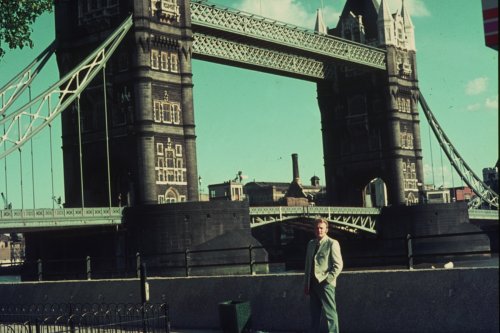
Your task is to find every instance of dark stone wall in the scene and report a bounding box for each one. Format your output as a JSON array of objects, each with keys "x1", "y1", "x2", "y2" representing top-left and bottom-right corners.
[
  {"x1": 22, "y1": 201, "x2": 267, "y2": 279},
  {"x1": 1, "y1": 268, "x2": 498, "y2": 333},
  {"x1": 373, "y1": 202, "x2": 492, "y2": 266}
]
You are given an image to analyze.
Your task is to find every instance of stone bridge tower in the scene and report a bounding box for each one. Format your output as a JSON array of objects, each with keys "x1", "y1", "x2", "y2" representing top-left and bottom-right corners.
[
  {"x1": 54, "y1": 0, "x2": 197, "y2": 206},
  {"x1": 317, "y1": 0, "x2": 424, "y2": 207}
]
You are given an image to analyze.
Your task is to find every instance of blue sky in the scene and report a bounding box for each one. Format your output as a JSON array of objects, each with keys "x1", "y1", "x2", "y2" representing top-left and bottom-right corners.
[{"x1": 0, "y1": 0, "x2": 497, "y2": 207}]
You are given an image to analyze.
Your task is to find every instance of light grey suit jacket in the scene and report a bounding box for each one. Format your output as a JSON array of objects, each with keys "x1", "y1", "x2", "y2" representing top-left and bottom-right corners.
[{"x1": 304, "y1": 236, "x2": 343, "y2": 290}]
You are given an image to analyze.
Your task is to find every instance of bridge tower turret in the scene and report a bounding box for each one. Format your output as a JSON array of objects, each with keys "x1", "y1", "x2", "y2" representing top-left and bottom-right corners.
[
  {"x1": 317, "y1": 0, "x2": 424, "y2": 206},
  {"x1": 55, "y1": 0, "x2": 198, "y2": 207}
]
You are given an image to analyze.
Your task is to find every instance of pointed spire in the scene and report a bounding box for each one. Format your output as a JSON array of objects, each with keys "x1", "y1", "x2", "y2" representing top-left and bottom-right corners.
[
  {"x1": 315, "y1": 8, "x2": 327, "y2": 34},
  {"x1": 401, "y1": 0, "x2": 414, "y2": 29},
  {"x1": 400, "y1": 0, "x2": 416, "y2": 51},
  {"x1": 377, "y1": 0, "x2": 395, "y2": 47},
  {"x1": 377, "y1": 0, "x2": 393, "y2": 23}
]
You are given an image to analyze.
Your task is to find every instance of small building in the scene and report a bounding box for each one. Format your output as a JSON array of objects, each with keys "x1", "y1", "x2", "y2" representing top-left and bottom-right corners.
[
  {"x1": 208, "y1": 181, "x2": 244, "y2": 201},
  {"x1": 450, "y1": 186, "x2": 475, "y2": 202},
  {"x1": 426, "y1": 189, "x2": 451, "y2": 204}
]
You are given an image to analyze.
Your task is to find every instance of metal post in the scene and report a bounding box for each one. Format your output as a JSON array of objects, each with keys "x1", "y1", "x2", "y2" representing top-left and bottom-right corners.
[
  {"x1": 86, "y1": 256, "x2": 91, "y2": 280},
  {"x1": 164, "y1": 304, "x2": 171, "y2": 333},
  {"x1": 406, "y1": 234, "x2": 413, "y2": 270},
  {"x1": 140, "y1": 263, "x2": 149, "y2": 303},
  {"x1": 184, "y1": 249, "x2": 190, "y2": 277},
  {"x1": 140, "y1": 263, "x2": 149, "y2": 333},
  {"x1": 136, "y1": 252, "x2": 141, "y2": 278},
  {"x1": 248, "y1": 245, "x2": 254, "y2": 275},
  {"x1": 37, "y1": 259, "x2": 42, "y2": 281}
]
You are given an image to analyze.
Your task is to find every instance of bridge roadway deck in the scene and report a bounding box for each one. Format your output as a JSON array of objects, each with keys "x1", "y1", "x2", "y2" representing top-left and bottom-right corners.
[{"x1": 0, "y1": 206, "x2": 496, "y2": 234}]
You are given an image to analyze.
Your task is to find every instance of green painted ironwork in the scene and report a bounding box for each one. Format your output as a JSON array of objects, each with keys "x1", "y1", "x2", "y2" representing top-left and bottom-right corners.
[
  {"x1": 249, "y1": 206, "x2": 381, "y2": 234},
  {"x1": 0, "y1": 15, "x2": 133, "y2": 160},
  {"x1": 419, "y1": 93, "x2": 499, "y2": 209},
  {"x1": 190, "y1": 0, "x2": 387, "y2": 75}
]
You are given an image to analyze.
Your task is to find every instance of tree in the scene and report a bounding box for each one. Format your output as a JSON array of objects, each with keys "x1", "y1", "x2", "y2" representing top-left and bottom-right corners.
[{"x1": 0, "y1": 0, "x2": 53, "y2": 58}]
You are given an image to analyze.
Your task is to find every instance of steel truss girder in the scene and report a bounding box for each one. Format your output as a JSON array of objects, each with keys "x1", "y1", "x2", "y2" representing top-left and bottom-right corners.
[
  {"x1": 419, "y1": 94, "x2": 498, "y2": 209},
  {"x1": 0, "y1": 15, "x2": 133, "y2": 160},
  {"x1": 249, "y1": 206, "x2": 380, "y2": 234},
  {"x1": 0, "y1": 207, "x2": 123, "y2": 233},
  {"x1": 193, "y1": 33, "x2": 335, "y2": 81},
  {"x1": 0, "y1": 42, "x2": 55, "y2": 116},
  {"x1": 190, "y1": 0, "x2": 386, "y2": 70}
]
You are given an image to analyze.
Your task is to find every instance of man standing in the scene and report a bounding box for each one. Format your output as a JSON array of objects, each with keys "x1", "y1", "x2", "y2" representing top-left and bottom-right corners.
[{"x1": 304, "y1": 218, "x2": 343, "y2": 333}]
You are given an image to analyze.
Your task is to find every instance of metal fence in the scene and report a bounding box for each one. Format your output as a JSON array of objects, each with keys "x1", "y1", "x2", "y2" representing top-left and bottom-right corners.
[
  {"x1": 0, "y1": 303, "x2": 170, "y2": 333},
  {"x1": 0, "y1": 230, "x2": 497, "y2": 280}
]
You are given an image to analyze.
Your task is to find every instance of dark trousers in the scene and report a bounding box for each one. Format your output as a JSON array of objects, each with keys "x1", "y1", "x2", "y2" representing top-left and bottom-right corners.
[{"x1": 309, "y1": 278, "x2": 339, "y2": 333}]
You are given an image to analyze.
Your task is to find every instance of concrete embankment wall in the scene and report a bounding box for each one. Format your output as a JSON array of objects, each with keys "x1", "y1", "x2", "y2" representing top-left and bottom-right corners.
[{"x1": 1, "y1": 268, "x2": 498, "y2": 333}]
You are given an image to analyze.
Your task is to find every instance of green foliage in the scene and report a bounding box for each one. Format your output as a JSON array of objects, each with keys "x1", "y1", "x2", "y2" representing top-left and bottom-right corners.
[{"x1": 0, "y1": 0, "x2": 53, "y2": 58}]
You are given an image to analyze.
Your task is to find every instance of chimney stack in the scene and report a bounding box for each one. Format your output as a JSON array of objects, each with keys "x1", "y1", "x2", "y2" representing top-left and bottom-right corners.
[{"x1": 291, "y1": 153, "x2": 300, "y2": 181}]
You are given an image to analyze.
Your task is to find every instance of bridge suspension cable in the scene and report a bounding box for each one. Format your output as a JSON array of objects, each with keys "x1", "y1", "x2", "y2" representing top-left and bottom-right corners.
[
  {"x1": 0, "y1": 42, "x2": 55, "y2": 116},
  {"x1": 0, "y1": 15, "x2": 133, "y2": 160},
  {"x1": 418, "y1": 93, "x2": 498, "y2": 209}
]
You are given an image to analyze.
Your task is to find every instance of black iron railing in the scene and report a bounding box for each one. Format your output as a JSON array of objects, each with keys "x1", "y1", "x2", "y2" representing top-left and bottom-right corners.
[
  {"x1": 0, "y1": 303, "x2": 170, "y2": 333},
  {"x1": 0, "y1": 230, "x2": 497, "y2": 280}
]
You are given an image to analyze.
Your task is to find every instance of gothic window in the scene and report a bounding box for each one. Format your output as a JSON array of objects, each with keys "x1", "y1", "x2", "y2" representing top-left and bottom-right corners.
[
  {"x1": 157, "y1": 143, "x2": 164, "y2": 155},
  {"x1": 172, "y1": 104, "x2": 180, "y2": 124},
  {"x1": 151, "y1": 50, "x2": 160, "y2": 69},
  {"x1": 170, "y1": 53, "x2": 179, "y2": 72},
  {"x1": 154, "y1": 101, "x2": 162, "y2": 122},
  {"x1": 175, "y1": 144, "x2": 182, "y2": 156},
  {"x1": 151, "y1": 49, "x2": 179, "y2": 73},
  {"x1": 165, "y1": 188, "x2": 178, "y2": 203},
  {"x1": 155, "y1": 138, "x2": 186, "y2": 185},
  {"x1": 397, "y1": 96, "x2": 411, "y2": 113},
  {"x1": 162, "y1": 102, "x2": 171, "y2": 123},
  {"x1": 152, "y1": 98, "x2": 181, "y2": 125},
  {"x1": 402, "y1": 159, "x2": 418, "y2": 190},
  {"x1": 400, "y1": 127, "x2": 414, "y2": 149},
  {"x1": 160, "y1": 51, "x2": 169, "y2": 71},
  {"x1": 158, "y1": 195, "x2": 165, "y2": 204}
]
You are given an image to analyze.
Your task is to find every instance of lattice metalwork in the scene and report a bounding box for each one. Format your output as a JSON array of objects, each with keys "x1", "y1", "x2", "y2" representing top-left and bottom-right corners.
[
  {"x1": 0, "y1": 42, "x2": 55, "y2": 116},
  {"x1": 249, "y1": 206, "x2": 380, "y2": 234},
  {"x1": 190, "y1": 0, "x2": 386, "y2": 70},
  {"x1": 0, "y1": 207, "x2": 123, "y2": 233},
  {"x1": 193, "y1": 33, "x2": 335, "y2": 80},
  {"x1": 419, "y1": 93, "x2": 498, "y2": 209},
  {"x1": 0, "y1": 15, "x2": 133, "y2": 160}
]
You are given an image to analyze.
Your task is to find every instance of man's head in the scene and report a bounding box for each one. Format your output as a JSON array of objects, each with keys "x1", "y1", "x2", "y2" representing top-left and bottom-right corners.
[{"x1": 314, "y1": 218, "x2": 328, "y2": 240}]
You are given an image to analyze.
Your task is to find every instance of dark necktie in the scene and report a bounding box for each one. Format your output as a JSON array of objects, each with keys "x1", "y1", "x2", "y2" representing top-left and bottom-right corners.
[{"x1": 314, "y1": 241, "x2": 320, "y2": 256}]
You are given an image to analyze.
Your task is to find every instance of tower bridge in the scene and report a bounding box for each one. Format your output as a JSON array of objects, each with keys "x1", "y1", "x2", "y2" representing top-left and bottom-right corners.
[{"x1": 0, "y1": 0, "x2": 497, "y2": 276}]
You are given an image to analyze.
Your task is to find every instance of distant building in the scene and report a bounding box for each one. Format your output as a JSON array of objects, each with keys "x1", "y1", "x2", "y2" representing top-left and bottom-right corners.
[
  {"x1": 426, "y1": 189, "x2": 452, "y2": 204},
  {"x1": 0, "y1": 234, "x2": 24, "y2": 264},
  {"x1": 244, "y1": 179, "x2": 324, "y2": 206},
  {"x1": 483, "y1": 167, "x2": 498, "y2": 193},
  {"x1": 208, "y1": 181, "x2": 244, "y2": 201},
  {"x1": 243, "y1": 154, "x2": 324, "y2": 206},
  {"x1": 450, "y1": 186, "x2": 475, "y2": 202}
]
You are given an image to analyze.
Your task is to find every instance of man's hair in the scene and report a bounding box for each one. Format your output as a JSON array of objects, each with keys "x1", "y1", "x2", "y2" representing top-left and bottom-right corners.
[{"x1": 315, "y1": 218, "x2": 328, "y2": 229}]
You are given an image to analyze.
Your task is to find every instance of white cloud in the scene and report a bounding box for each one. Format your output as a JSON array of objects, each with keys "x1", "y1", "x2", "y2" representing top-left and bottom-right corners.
[
  {"x1": 465, "y1": 77, "x2": 488, "y2": 95},
  {"x1": 235, "y1": 0, "x2": 341, "y2": 30},
  {"x1": 466, "y1": 103, "x2": 481, "y2": 112},
  {"x1": 485, "y1": 96, "x2": 498, "y2": 110},
  {"x1": 238, "y1": 0, "x2": 312, "y2": 28},
  {"x1": 386, "y1": 0, "x2": 431, "y2": 17}
]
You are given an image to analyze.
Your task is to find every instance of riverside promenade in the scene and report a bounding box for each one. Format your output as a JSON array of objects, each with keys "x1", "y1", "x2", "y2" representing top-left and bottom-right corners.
[{"x1": 1, "y1": 267, "x2": 498, "y2": 332}]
